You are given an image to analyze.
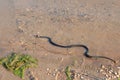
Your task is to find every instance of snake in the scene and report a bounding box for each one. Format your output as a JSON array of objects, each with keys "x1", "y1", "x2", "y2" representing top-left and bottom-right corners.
[{"x1": 34, "y1": 35, "x2": 116, "y2": 63}]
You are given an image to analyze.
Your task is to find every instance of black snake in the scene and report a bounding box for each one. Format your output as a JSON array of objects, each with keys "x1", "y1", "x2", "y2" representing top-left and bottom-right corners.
[{"x1": 34, "y1": 35, "x2": 116, "y2": 63}]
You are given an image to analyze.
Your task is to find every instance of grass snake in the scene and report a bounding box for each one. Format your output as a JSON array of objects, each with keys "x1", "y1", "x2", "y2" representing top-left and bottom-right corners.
[{"x1": 34, "y1": 35, "x2": 116, "y2": 63}]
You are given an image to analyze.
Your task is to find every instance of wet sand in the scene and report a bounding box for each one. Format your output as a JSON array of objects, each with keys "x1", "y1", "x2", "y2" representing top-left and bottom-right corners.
[{"x1": 0, "y1": 0, "x2": 120, "y2": 80}]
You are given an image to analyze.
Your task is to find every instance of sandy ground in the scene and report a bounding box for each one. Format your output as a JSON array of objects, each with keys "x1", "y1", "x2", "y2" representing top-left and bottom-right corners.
[{"x1": 0, "y1": 0, "x2": 120, "y2": 80}]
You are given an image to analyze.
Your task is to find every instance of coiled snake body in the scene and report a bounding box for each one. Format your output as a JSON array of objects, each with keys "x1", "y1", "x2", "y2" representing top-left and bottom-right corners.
[{"x1": 34, "y1": 35, "x2": 116, "y2": 63}]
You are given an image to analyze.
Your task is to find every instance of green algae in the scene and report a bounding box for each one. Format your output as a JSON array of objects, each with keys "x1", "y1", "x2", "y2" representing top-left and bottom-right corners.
[{"x1": 0, "y1": 53, "x2": 38, "y2": 79}]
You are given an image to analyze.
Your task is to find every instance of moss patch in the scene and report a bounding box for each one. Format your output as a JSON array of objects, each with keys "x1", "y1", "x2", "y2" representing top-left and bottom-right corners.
[{"x1": 0, "y1": 53, "x2": 38, "y2": 79}]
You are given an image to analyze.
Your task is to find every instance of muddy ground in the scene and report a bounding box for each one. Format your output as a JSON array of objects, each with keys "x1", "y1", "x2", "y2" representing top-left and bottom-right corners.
[{"x1": 0, "y1": 0, "x2": 120, "y2": 80}]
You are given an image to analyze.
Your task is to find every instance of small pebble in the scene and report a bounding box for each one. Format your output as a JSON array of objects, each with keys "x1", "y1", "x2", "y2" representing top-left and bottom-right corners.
[
  {"x1": 54, "y1": 69, "x2": 58, "y2": 72},
  {"x1": 116, "y1": 75, "x2": 120, "y2": 78},
  {"x1": 52, "y1": 73, "x2": 56, "y2": 76},
  {"x1": 114, "y1": 72, "x2": 118, "y2": 75},
  {"x1": 105, "y1": 74, "x2": 109, "y2": 77},
  {"x1": 47, "y1": 72, "x2": 50, "y2": 75},
  {"x1": 108, "y1": 71, "x2": 112, "y2": 74},
  {"x1": 99, "y1": 69, "x2": 104, "y2": 72},
  {"x1": 80, "y1": 76, "x2": 84, "y2": 79},
  {"x1": 47, "y1": 68, "x2": 50, "y2": 71},
  {"x1": 113, "y1": 76, "x2": 117, "y2": 78},
  {"x1": 101, "y1": 65, "x2": 105, "y2": 69}
]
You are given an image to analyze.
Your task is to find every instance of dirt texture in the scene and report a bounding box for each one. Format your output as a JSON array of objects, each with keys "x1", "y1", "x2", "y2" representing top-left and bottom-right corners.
[{"x1": 0, "y1": 0, "x2": 120, "y2": 80}]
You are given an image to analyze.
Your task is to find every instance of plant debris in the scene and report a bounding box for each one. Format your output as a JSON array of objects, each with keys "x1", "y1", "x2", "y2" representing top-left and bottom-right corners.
[
  {"x1": 0, "y1": 52, "x2": 38, "y2": 79},
  {"x1": 65, "y1": 66, "x2": 73, "y2": 80}
]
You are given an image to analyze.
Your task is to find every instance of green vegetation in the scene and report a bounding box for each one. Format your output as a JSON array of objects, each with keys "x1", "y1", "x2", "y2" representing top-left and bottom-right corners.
[
  {"x1": 65, "y1": 66, "x2": 72, "y2": 80},
  {"x1": 118, "y1": 78, "x2": 120, "y2": 80},
  {"x1": 0, "y1": 53, "x2": 38, "y2": 79}
]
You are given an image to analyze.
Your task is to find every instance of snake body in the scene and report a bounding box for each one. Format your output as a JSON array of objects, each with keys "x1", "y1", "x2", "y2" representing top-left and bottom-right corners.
[{"x1": 34, "y1": 35, "x2": 115, "y2": 63}]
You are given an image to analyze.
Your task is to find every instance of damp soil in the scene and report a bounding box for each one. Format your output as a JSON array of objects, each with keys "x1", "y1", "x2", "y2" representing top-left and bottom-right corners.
[{"x1": 0, "y1": 0, "x2": 120, "y2": 80}]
